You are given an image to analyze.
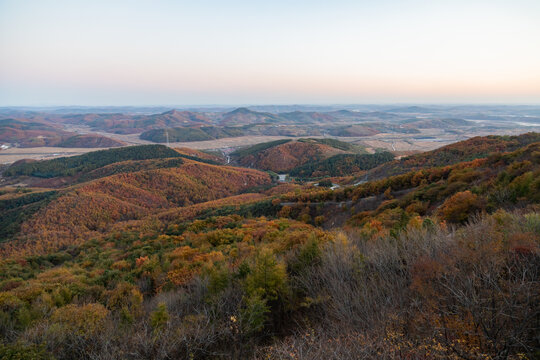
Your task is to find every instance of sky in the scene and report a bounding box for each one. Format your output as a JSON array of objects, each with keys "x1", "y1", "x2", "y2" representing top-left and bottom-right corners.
[{"x1": 1, "y1": 0, "x2": 540, "y2": 106}]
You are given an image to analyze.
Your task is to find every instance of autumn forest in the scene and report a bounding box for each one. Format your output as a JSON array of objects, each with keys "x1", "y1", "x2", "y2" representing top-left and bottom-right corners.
[{"x1": 0, "y1": 133, "x2": 539, "y2": 359}]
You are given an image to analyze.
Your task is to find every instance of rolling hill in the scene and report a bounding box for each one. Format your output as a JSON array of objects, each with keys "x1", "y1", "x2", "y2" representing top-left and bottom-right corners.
[
  {"x1": 327, "y1": 124, "x2": 381, "y2": 136},
  {"x1": 278, "y1": 111, "x2": 335, "y2": 124},
  {"x1": 56, "y1": 134, "x2": 126, "y2": 148},
  {"x1": 0, "y1": 118, "x2": 72, "y2": 147},
  {"x1": 57, "y1": 110, "x2": 213, "y2": 134},
  {"x1": 0, "y1": 118, "x2": 126, "y2": 148},
  {"x1": 1, "y1": 147, "x2": 271, "y2": 254},
  {"x1": 289, "y1": 151, "x2": 394, "y2": 178},
  {"x1": 275, "y1": 136, "x2": 540, "y2": 232},
  {"x1": 140, "y1": 125, "x2": 244, "y2": 143},
  {"x1": 231, "y1": 138, "x2": 356, "y2": 172},
  {"x1": 4, "y1": 145, "x2": 183, "y2": 178},
  {"x1": 367, "y1": 132, "x2": 540, "y2": 179},
  {"x1": 218, "y1": 107, "x2": 282, "y2": 126}
]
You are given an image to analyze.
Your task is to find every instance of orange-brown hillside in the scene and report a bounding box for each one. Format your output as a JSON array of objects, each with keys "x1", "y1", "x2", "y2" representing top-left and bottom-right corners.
[
  {"x1": 3, "y1": 158, "x2": 270, "y2": 256},
  {"x1": 367, "y1": 132, "x2": 540, "y2": 179},
  {"x1": 56, "y1": 134, "x2": 126, "y2": 148},
  {"x1": 174, "y1": 147, "x2": 224, "y2": 163},
  {"x1": 236, "y1": 140, "x2": 347, "y2": 172},
  {"x1": 0, "y1": 118, "x2": 72, "y2": 147},
  {"x1": 0, "y1": 119, "x2": 127, "y2": 148}
]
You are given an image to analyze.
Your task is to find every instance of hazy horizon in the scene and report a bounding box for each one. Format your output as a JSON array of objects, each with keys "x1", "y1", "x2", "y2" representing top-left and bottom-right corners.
[
  {"x1": 3, "y1": 103, "x2": 540, "y2": 110},
  {"x1": 1, "y1": 0, "x2": 540, "y2": 106}
]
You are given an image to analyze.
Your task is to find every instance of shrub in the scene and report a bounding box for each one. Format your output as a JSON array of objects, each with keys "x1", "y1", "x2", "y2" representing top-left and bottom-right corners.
[
  {"x1": 240, "y1": 293, "x2": 269, "y2": 335},
  {"x1": 317, "y1": 179, "x2": 333, "y2": 188},
  {"x1": 245, "y1": 249, "x2": 287, "y2": 301},
  {"x1": 50, "y1": 303, "x2": 109, "y2": 336},
  {"x1": 439, "y1": 190, "x2": 485, "y2": 223},
  {"x1": 150, "y1": 302, "x2": 169, "y2": 331}
]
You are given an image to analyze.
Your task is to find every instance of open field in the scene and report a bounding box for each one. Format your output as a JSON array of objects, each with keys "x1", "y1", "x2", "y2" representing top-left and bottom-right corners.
[{"x1": 0, "y1": 147, "x2": 116, "y2": 164}]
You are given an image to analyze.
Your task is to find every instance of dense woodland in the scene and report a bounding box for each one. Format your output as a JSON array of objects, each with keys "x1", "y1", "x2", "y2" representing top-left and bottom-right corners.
[
  {"x1": 296, "y1": 138, "x2": 367, "y2": 152},
  {"x1": 140, "y1": 126, "x2": 245, "y2": 143},
  {"x1": 4, "y1": 145, "x2": 183, "y2": 178},
  {"x1": 3, "y1": 145, "x2": 222, "y2": 179},
  {"x1": 289, "y1": 151, "x2": 394, "y2": 178},
  {"x1": 368, "y1": 133, "x2": 540, "y2": 179},
  {"x1": 231, "y1": 138, "x2": 366, "y2": 173},
  {"x1": 230, "y1": 139, "x2": 292, "y2": 158},
  {"x1": 0, "y1": 134, "x2": 538, "y2": 359}
]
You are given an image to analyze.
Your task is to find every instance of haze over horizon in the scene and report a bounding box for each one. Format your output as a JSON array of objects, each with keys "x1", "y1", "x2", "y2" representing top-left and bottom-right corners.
[{"x1": 1, "y1": 0, "x2": 540, "y2": 106}]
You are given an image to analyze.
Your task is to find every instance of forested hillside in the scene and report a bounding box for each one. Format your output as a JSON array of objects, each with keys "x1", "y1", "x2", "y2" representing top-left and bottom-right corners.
[
  {"x1": 0, "y1": 119, "x2": 71, "y2": 147},
  {"x1": 55, "y1": 134, "x2": 126, "y2": 148},
  {"x1": 230, "y1": 139, "x2": 291, "y2": 158},
  {"x1": 140, "y1": 126, "x2": 244, "y2": 142},
  {"x1": 71, "y1": 110, "x2": 212, "y2": 134},
  {"x1": 368, "y1": 132, "x2": 540, "y2": 179},
  {"x1": 277, "y1": 141, "x2": 540, "y2": 231},
  {"x1": 0, "y1": 119, "x2": 126, "y2": 148},
  {"x1": 2, "y1": 145, "x2": 223, "y2": 180},
  {"x1": 2, "y1": 159, "x2": 271, "y2": 256},
  {"x1": 4, "y1": 145, "x2": 182, "y2": 178},
  {"x1": 0, "y1": 134, "x2": 538, "y2": 360},
  {"x1": 289, "y1": 151, "x2": 394, "y2": 178},
  {"x1": 232, "y1": 139, "x2": 358, "y2": 172}
]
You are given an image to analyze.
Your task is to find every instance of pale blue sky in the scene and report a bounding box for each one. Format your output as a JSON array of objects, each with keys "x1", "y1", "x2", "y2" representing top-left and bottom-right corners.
[{"x1": 1, "y1": 0, "x2": 539, "y2": 105}]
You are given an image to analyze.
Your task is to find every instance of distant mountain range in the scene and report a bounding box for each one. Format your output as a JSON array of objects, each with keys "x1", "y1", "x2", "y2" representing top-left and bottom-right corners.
[{"x1": 2, "y1": 105, "x2": 540, "y2": 148}]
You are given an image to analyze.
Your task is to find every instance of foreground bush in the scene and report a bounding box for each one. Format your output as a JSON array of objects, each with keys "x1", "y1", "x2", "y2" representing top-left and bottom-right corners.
[{"x1": 0, "y1": 211, "x2": 538, "y2": 359}]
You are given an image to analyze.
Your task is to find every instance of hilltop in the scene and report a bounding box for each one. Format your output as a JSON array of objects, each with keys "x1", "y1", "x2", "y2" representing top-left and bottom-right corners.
[
  {"x1": 56, "y1": 134, "x2": 126, "y2": 148},
  {"x1": 0, "y1": 118, "x2": 128, "y2": 149},
  {"x1": 4, "y1": 145, "x2": 184, "y2": 178},
  {"x1": 289, "y1": 151, "x2": 394, "y2": 178},
  {"x1": 218, "y1": 107, "x2": 282, "y2": 126},
  {"x1": 0, "y1": 119, "x2": 71, "y2": 147},
  {"x1": 230, "y1": 138, "x2": 366, "y2": 173},
  {"x1": 140, "y1": 125, "x2": 244, "y2": 143}
]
